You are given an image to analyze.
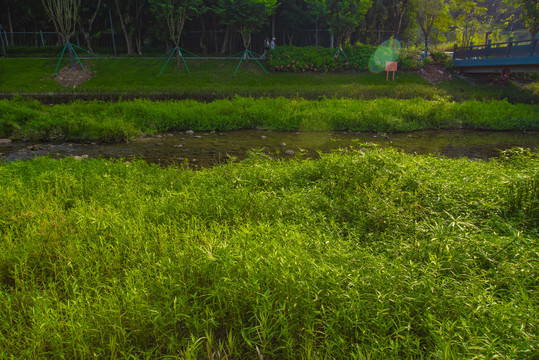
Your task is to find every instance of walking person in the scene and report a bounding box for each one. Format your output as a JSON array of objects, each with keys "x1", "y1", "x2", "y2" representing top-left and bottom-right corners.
[
  {"x1": 270, "y1": 37, "x2": 276, "y2": 50},
  {"x1": 262, "y1": 37, "x2": 270, "y2": 58}
]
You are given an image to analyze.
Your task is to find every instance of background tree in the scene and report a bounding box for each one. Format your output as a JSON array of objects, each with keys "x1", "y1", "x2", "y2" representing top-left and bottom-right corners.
[
  {"x1": 41, "y1": 0, "x2": 81, "y2": 68},
  {"x1": 310, "y1": 0, "x2": 373, "y2": 47},
  {"x1": 78, "y1": 0, "x2": 102, "y2": 52},
  {"x1": 196, "y1": 0, "x2": 214, "y2": 54},
  {"x1": 0, "y1": 0, "x2": 18, "y2": 44},
  {"x1": 514, "y1": 0, "x2": 538, "y2": 39},
  {"x1": 450, "y1": 0, "x2": 487, "y2": 46},
  {"x1": 393, "y1": 0, "x2": 414, "y2": 37},
  {"x1": 414, "y1": 0, "x2": 445, "y2": 56},
  {"x1": 362, "y1": 0, "x2": 414, "y2": 43},
  {"x1": 216, "y1": 0, "x2": 278, "y2": 54},
  {"x1": 275, "y1": 0, "x2": 314, "y2": 45},
  {"x1": 114, "y1": 0, "x2": 148, "y2": 55},
  {"x1": 149, "y1": 0, "x2": 204, "y2": 63}
]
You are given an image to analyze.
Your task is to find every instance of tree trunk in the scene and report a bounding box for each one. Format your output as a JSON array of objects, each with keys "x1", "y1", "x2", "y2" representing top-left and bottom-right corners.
[
  {"x1": 81, "y1": 29, "x2": 93, "y2": 52},
  {"x1": 176, "y1": 44, "x2": 181, "y2": 66},
  {"x1": 214, "y1": 29, "x2": 218, "y2": 53},
  {"x1": 115, "y1": 1, "x2": 135, "y2": 55},
  {"x1": 240, "y1": 29, "x2": 251, "y2": 50},
  {"x1": 7, "y1": 5, "x2": 14, "y2": 45},
  {"x1": 287, "y1": 31, "x2": 295, "y2": 45},
  {"x1": 80, "y1": 0, "x2": 102, "y2": 53},
  {"x1": 134, "y1": 0, "x2": 144, "y2": 54},
  {"x1": 135, "y1": 27, "x2": 143, "y2": 54},
  {"x1": 240, "y1": 29, "x2": 251, "y2": 62},
  {"x1": 424, "y1": 33, "x2": 429, "y2": 60},
  {"x1": 199, "y1": 17, "x2": 207, "y2": 55},
  {"x1": 395, "y1": 1, "x2": 409, "y2": 36},
  {"x1": 220, "y1": 27, "x2": 230, "y2": 55},
  {"x1": 67, "y1": 42, "x2": 76, "y2": 70}
]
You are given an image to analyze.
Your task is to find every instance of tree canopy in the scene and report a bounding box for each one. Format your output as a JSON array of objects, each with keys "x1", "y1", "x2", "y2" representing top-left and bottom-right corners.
[
  {"x1": 149, "y1": 0, "x2": 204, "y2": 47},
  {"x1": 216, "y1": 0, "x2": 278, "y2": 50},
  {"x1": 514, "y1": 0, "x2": 539, "y2": 38},
  {"x1": 0, "y1": 0, "x2": 534, "y2": 56},
  {"x1": 310, "y1": 0, "x2": 373, "y2": 46}
]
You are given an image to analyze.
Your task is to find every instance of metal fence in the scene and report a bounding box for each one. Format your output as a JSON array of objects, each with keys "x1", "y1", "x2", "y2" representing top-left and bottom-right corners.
[
  {"x1": 0, "y1": 31, "x2": 60, "y2": 47},
  {"x1": 1, "y1": 28, "x2": 401, "y2": 56},
  {"x1": 1, "y1": 27, "x2": 534, "y2": 57}
]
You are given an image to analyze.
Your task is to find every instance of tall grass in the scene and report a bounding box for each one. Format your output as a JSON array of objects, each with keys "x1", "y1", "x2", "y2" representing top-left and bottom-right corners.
[
  {"x1": 1, "y1": 97, "x2": 537, "y2": 141},
  {"x1": 0, "y1": 148, "x2": 538, "y2": 358}
]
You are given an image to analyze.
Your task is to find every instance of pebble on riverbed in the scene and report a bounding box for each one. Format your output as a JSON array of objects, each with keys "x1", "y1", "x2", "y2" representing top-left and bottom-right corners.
[
  {"x1": 186, "y1": 130, "x2": 194, "y2": 135},
  {"x1": 0, "y1": 139, "x2": 12, "y2": 145},
  {"x1": 285, "y1": 150, "x2": 295, "y2": 155}
]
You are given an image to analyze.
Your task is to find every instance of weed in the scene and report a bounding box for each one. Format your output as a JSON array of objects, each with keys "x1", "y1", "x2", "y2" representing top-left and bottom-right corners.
[
  {"x1": 0, "y1": 149, "x2": 538, "y2": 358},
  {"x1": 1, "y1": 97, "x2": 537, "y2": 142}
]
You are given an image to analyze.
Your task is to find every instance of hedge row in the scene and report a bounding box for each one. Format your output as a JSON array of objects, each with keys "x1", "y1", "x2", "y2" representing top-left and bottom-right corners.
[{"x1": 267, "y1": 45, "x2": 452, "y2": 73}]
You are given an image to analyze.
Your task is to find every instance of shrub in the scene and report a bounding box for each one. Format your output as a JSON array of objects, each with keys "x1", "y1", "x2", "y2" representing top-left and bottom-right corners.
[
  {"x1": 398, "y1": 49, "x2": 423, "y2": 70},
  {"x1": 430, "y1": 50, "x2": 447, "y2": 64},
  {"x1": 430, "y1": 50, "x2": 455, "y2": 70},
  {"x1": 268, "y1": 44, "x2": 376, "y2": 73}
]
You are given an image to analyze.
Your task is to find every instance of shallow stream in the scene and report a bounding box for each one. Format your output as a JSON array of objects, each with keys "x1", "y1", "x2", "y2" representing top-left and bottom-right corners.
[{"x1": 1, "y1": 129, "x2": 537, "y2": 167}]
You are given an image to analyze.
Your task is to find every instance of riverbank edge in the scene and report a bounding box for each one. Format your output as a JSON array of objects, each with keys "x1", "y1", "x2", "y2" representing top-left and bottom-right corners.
[{"x1": 1, "y1": 97, "x2": 538, "y2": 143}]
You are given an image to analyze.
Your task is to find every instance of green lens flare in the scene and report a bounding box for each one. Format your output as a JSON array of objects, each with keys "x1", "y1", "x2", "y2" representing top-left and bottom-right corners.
[{"x1": 368, "y1": 38, "x2": 402, "y2": 73}]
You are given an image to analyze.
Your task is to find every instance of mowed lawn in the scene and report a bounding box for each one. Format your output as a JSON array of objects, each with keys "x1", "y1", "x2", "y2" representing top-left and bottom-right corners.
[{"x1": 1, "y1": 57, "x2": 537, "y2": 103}]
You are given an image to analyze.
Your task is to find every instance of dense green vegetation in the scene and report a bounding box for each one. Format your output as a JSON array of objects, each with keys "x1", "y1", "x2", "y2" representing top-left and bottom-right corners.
[
  {"x1": 1, "y1": 148, "x2": 537, "y2": 358},
  {"x1": 1, "y1": 58, "x2": 538, "y2": 104},
  {"x1": 269, "y1": 44, "x2": 379, "y2": 72},
  {"x1": 1, "y1": 97, "x2": 537, "y2": 142},
  {"x1": 1, "y1": 11, "x2": 538, "y2": 357},
  {"x1": 267, "y1": 45, "x2": 452, "y2": 72},
  {"x1": 1, "y1": 0, "x2": 534, "y2": 57}
]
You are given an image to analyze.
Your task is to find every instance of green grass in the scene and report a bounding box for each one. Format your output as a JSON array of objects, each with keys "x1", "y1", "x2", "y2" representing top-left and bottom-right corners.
[
  {"x1": 1, "y1": 58, "x2": 537, "y2": 103},
  {"x1": 1, "y1": 147, "x2": 538, "y2": 358},
  {"x1": 1, "y1": 55, "x2": 538, "y2": 358},
  {"x1": 1, "y1": 97, "x2": 537, "y2": 142}
]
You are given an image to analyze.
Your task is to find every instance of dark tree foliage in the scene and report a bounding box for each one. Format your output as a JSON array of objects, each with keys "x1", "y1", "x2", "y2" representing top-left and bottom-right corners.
[
  {"x1": 311, "y1": 0, "x2": 373, "y2": 46},
  {"x1": 216, "y1": 0, "x2": 278, "y2": 50},
  {"x1": 0, "y1": 0, "x2": 533, "y2": 55},
  {"x1": 516, "y1": 0, "x2": 538, "y2": 38},
  {"x1": 363, "y1": 0, "x2": 415, "y2": 39},
  {"x1": 275, "y1": 0, "x2": 315, "y2": 45}
]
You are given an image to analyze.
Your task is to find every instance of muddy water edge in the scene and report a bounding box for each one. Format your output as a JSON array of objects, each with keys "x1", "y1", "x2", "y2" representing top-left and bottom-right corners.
[{"x1": 1, "y1": 129, "x2": 538, "y2": 167}]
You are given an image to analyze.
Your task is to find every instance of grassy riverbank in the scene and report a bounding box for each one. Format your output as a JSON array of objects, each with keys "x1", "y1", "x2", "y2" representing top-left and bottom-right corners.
[
  {"x1": 1, "y1": 58, "x2": 538, "y2": 103},
  {"x1": 1, "y1": 148, "x2": 538, "y2": 358},
  {"x1": 1, "y1": 97, "x2": 537, "y2": 142}
]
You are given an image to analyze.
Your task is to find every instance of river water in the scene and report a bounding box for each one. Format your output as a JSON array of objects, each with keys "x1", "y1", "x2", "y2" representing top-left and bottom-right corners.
[{"x1": 1, "y1": 129, "x2": 537, "y2": 167}]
